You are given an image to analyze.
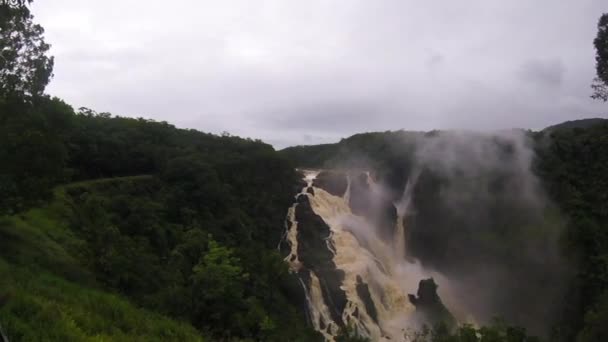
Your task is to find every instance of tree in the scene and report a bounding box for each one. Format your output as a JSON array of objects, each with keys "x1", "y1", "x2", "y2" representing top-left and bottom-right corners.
[
  {"x1": 190, "y1": 239, "x2": 248, "y2": 335},
  {"x1": 0, "y1": 0, "x2": 54, "y2": 99},
  {"x1": 0, "y1": 97, "x2": 72, "y2": 213},
  {"x1": 592, "y1": 13, "x2": 608, "y2": 101},
  {"x1": 577, "y1": 292, "x2": 608, "y2": 342}
]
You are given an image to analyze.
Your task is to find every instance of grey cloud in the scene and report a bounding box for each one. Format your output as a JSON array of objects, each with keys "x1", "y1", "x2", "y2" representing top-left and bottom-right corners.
[
  {"x1": 426, "y1": 52, "x2": 445, "y2": 69},
  {"x1": 265, "y1": 101, "x2": 391, "y2": 132},
  {"x1": 302, "y1": 134, "x2": 314, "y2": 143},
  {"x1": 31, "y1": 0, "x2": 608, "y2": 148},
  {"x1": 519, "y1": 59, "x2": 565, "y2": 87}
]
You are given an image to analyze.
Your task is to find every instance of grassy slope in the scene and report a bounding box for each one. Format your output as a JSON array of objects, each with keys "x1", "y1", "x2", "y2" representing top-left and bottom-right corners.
[{"x1": 0, "y1": 179, "x2": 204, "y2": 342}]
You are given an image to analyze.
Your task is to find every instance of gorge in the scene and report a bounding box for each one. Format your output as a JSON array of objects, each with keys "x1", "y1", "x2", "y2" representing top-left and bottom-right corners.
[{"x1": 279, "y1": 130, "x2": 572, "y2": 341}]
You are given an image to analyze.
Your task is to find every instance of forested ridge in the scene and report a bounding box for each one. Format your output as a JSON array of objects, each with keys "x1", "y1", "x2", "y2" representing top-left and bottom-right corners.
[{"x1": 0, "y1": 98, "x2": 327, "y2": 340}]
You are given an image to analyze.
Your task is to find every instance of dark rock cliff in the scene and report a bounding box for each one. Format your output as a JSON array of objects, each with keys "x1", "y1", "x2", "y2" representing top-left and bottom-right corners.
[
  {"x1": 408, "y1": 278, "x2": 456, "y2": 329},
  {"x1": 313, "y1": 171, "x2": 348, "y2": 197}
]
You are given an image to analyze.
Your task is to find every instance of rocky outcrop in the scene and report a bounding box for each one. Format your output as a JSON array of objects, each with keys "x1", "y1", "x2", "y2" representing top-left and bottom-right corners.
[
  {"x1": 313, "y1": 171, "x2": 348, "y2": 197},
  {"x1": 356, "y1": 275, "x2": 378, "y2": 324},
  {"x1": 294, "y1": 173, "x2": 308, "y2": 193},
  {"x1": 279, "y1": 217, "x2": 293, "y2": 259},
  {"x1": 408, "y1": 278, "x2": 456, "y2": 329}
]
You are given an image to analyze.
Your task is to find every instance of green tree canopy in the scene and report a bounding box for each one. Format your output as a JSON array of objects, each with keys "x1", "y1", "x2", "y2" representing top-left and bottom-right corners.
[
  {"x1": 190, "y1": 239, "x2": 247, "y2": 334},
  {"x1": 0, "y1": 0, "x2": 53, "y2": 99},
  {"x1": 592, "y1": 13, "x2": 608, "y2": 101}
]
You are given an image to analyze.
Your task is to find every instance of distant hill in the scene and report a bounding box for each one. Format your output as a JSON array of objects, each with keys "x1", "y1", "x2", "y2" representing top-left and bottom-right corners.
[
  {"x1": 280, "y1": 119, "x2": 608, "y2": 168},
  {"x1": 543, "y1": 118, "x2": 607, "y2": 132},
  {"x1": 279, "y1": 130, "x2": 426, "y2": 169}
]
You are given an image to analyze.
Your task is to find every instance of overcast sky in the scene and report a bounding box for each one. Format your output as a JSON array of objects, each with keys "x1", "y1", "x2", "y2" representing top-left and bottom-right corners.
[{"x1": 33, "y1": 0, "x2": 608, "y2": 148}]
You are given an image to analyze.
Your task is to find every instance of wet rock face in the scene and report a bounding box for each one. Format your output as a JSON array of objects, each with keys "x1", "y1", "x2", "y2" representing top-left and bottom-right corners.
[
  {"x1": 279, "y1": 234, "x2": 291, "y2": 259},
  {"x1": 279, "y1": 211, "x2": 295, "y2": 259},
  {"x1": 374, "y1": 200, "x2": 398, "y2": 241},
  {"x1": 295, "y1": 194, "x2": 348, "y2": 326},
  {"x1": 313, "y1": 171, "x2": 348, "y2": 197},
  {"x1": 295, "y1": 176, "x2": 308, "y2": 194},
  {"x1": 356, "y1": 275, "x2": 378, "y2": 324},
  {"x1": 286, "y1": 271, "x2": 315, "y2": 327},
  {"x1": 408, "y1": 278, "x2": 456, "y2": 329}
]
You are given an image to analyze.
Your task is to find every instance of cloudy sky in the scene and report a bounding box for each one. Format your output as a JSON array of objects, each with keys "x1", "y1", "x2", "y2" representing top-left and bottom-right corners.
[{"x1": 33, "y1": 0, "x2": 608, "y2": 148}]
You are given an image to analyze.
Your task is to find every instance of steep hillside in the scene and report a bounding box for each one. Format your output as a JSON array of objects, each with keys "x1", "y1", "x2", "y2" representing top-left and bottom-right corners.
[
  {"x1": 542, "y1": 118, "x2": 607, "y2": 132},
  {"x1": 0, "y1": 98, "x2": 321, "y2": 341},
  {"x1": 0, "y1": 184, "x2": 205, "y2": 341}
]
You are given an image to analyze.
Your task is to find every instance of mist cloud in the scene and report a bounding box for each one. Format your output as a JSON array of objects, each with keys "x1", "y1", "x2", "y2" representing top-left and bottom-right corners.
[{"x1": 403, "y1": 130, "x2": 568, "y2": 336}]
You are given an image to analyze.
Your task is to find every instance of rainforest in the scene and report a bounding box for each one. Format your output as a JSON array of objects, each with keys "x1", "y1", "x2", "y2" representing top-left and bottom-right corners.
[{"x1": 1, "y1": 1, "x2": 608, "y2": 341}]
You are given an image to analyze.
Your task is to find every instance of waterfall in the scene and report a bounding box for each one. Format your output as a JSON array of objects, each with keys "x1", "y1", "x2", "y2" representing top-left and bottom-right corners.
[
  {"x1": 392, "y1": 169, "x2": 421, "y2": 261},
  {"x1": 282, "y1": 169, "x2": 452, "y2": 341},
  {"x1": 283, "y1": 170, "x2": 339, "y2": 340}
]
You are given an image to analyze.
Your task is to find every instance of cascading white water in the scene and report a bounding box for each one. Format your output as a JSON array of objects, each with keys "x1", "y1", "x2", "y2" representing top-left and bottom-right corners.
[{"x1": 283, "y1": 169, "x2": 455, "y2": 341}]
